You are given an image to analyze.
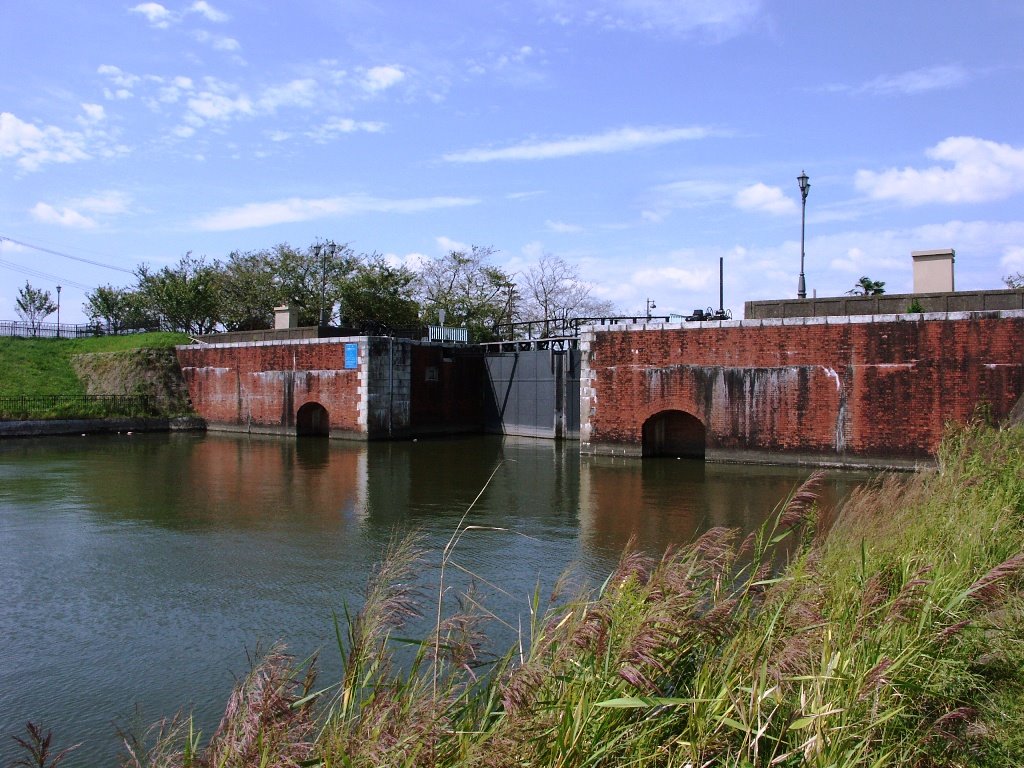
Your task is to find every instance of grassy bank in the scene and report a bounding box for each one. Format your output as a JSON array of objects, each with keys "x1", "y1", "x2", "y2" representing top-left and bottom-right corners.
[
  {"x1": 0, "y1": 333, "x2": 190, "y2": 418},
  {"x1": 22, "y1": 424, "x2": 1024, "y2": 767},
  {"x1": 0, "y1": 333, "x2": 189, "y2": 398}
]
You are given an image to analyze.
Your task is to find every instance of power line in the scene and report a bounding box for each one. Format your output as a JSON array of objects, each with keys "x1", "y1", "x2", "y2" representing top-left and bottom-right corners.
[
  {"x1": 0, "y1": 235, "x2": 135, "y2": 274},
  {"x1": 0, "y1": 258, "x2": 94, "y2": 291}
]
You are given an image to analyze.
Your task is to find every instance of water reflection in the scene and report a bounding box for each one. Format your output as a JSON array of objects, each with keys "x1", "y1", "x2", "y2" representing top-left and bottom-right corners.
[{"x1": 0, "y1": 432, "x2": 870, "y2": 767}]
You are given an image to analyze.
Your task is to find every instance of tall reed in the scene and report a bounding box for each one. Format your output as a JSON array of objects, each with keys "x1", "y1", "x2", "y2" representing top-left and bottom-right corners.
[{"x1": 70, "y1": 422, "x2": 1024, "y2": 767}]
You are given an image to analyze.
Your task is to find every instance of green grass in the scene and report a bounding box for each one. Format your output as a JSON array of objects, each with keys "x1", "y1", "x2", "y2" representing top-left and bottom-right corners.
[
  {"x1": 24, "y1": 423, "x2": 1024, "y2": 767},
  {"x1": 0, "y1": 333, "x2": 190, "y2": 398}
]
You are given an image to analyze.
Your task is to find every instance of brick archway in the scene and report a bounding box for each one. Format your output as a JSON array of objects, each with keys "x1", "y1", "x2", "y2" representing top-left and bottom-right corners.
[
  {"x1": 642, "y1": 410, "x2": 706, "y2": 459},
  {"x1": 296, "y1": 401, "x2": 329, "y2": 437}
]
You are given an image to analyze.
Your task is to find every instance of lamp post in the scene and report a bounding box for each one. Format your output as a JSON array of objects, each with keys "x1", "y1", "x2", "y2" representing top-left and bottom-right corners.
[
  {"x1": 797, "y1": 170, "x2": 810, "y2": 299},
  {"x1": 56, "y1": 285, "x2": 61, "y2": 338},
  {"x1": 313, "y1": 243, "x2": 325, "y2": 328},
  {"x1": 646, "y1": 298, "x2": 656, "y2": 320}
]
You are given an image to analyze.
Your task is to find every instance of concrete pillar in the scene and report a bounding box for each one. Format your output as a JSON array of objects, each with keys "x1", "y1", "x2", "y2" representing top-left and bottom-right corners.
[{"x1": 912, "y1": 249, "x2": 955, "y2": 293}]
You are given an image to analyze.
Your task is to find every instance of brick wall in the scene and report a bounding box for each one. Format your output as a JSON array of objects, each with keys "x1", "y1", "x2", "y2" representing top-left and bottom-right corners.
[
  {"x1": 177, "y1": 337, "x2": 367, "y2": 437},
  {"x1": 580, "y1": 311, "x2": 1024, "y2": 466},
  {"x1": 177, "y1": 337, "x2": 485, "y2": 440}
]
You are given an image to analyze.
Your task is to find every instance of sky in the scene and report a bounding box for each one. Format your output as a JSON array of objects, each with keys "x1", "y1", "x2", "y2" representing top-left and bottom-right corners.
[{"x1": 2, "y1": 0, "x2": 1023, "y2": 324}]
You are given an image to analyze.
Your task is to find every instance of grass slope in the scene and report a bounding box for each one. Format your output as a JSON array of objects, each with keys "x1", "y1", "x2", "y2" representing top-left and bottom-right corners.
[{"x1": 0, "y1": 333, "x2": 189, "y2": 398}]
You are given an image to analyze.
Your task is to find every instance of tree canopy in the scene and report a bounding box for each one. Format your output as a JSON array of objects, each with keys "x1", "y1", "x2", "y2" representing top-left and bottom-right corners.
[
  {"x1": 849, "y1": 276, "x2": 886, "y2": 296},
  {"x1": 519, "y1": 253, "x2": 616, "y2": 336},
  {"x1": 74, "y1": 241, "x2": 617, "y2": 342},
  {"x1": 15, "y1": 282, "x2": 57, "y2": 334},
  {"x1": 415, "y1": 245, "x2": 515, "y2": 342}
]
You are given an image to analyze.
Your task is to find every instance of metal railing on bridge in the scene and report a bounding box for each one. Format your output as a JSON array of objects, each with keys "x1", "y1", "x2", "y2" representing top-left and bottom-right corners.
[{"x1": 0, "y1": 394, "x2": 156, "y2": 420}]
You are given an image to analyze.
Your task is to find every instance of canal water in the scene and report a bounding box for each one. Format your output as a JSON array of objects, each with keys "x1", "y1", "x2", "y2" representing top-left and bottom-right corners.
[{"x1": 0, "y1": 432, "x2": 869, "y2": 765}]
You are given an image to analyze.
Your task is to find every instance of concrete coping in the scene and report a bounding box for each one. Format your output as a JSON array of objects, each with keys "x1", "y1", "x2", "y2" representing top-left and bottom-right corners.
[
  {"x1": 177, "y1": 335, "x2": 368, "y2": 350},
  {"x1": 575, "y1": 308, "x2": 1024, "y2": 334}
]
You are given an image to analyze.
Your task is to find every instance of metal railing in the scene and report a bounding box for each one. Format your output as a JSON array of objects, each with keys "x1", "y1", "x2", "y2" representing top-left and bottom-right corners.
[
  {"x1": 427, "y1": 325, "x2": 469, "y2": 343},
  {"x1": 492, "y1": 315, "x2": 677, "y2": 341},
  {"x1": 0, "y1": 394, "x2": 155, "y2": 420},
  {"x1": 0, "y1": 320, "x2": 158, "y2": 339}
]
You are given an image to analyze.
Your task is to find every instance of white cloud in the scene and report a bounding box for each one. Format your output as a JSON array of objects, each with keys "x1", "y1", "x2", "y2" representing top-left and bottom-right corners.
[
  {"x1": 258, "y1": 79, "x2": 319, "y2": 111},
  {"x1": 435, "y1": 236, "x2": 470, "y2": 254},
  {"x1": 555, "y1": 0, "x2": 763, "y2": 40},
  {"x1": 631, "y1": 263, "x2": 715, "y2": 290},
  {"x1": 0, "y1": 111, "x2": 93, "y2": 172},
  {"x1": 96, "y1": 64, "x2": 141, "y2": 97},
  {"x1": 130, "y1": 2, "x2": 174, "y2": 28},
  {"x1": 1001, "y1": 246, "x2": 1024, "y2": 270},
  {"x1": 186, "y1": 91, "x2": 254, "y2": 121},
  {"x1": 361, "y1": 65, "x2": 406, "y2": 93},
  {"x1": 307, "y1": 117, "x2": 387, "y2": 142},
  {"x1": 641, "y1": 179, "x2": 734, "y2": 222},
  {"x1": 858, "y1": 64, "x2": 969, "y2": 95},
  {"x1": 189, "y1": 1, "x2": 228, "y2": 22},
  {"x1": 74, "y1": 191, "x2": 132, "y2": 215},
  {"x1": 192, "y1": 29, "x2": 241, "y2": 51},
  {"x1": 444, "y1": 125, "x2": 714, "y2": 162},
  {"x1": 193, "y1": 195, "x2": 480, "y2": 230},
  {"x1": 546, "y1": 219, "x2": 584, "y2": 233},
  {"x1": 29, "y1": 191, "x2": 132, "y2": 230},
  {"x1": 734, "y1": 182, "x2": 797, "y2": 215},
  {"x1": 855, "y1": 136, "x2": 1024, "y2": 205},
  {"x1": 156, "y1": 76, "x2": 195, "y2": 104},
  {"x1": 30, "y1": 202, "x2": 97, "y2": 229},
  {"x1": 78, "y1": 103, "x2": 106, "y2": 125}
]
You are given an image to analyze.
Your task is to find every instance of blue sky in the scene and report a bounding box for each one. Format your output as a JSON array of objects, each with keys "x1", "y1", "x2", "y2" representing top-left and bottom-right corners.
[{"x1": 2, "y1": 0, "x2": 1023, "y2": 323}]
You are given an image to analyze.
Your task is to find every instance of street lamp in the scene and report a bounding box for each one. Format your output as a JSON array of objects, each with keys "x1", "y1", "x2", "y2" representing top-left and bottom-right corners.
[
  {"x1": 797, "y1": 170, "x2": 810, "y2": 299},
  {"x1": 313, "y1": 243, "x2": 325, "y2": 328},
  {"x1": 646, "y1": 298, "x2": 657, "y2": 320},
  {"x1": 56, "y1": 285, "x2": 61, "y2": 338}
]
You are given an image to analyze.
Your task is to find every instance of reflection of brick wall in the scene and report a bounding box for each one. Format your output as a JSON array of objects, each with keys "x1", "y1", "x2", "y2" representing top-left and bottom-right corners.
[{"x1": 581, "y1": 312, "x2": 1024, "y2": 465}]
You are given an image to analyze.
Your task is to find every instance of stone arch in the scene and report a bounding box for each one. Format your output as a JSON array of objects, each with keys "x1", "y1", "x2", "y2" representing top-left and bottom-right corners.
[
  {"x1": 296, "y1": 401, "x2": 330, "y2": 437},
  {"x1": 642, "y1": 409, "x2": 706, "y2": 458}
]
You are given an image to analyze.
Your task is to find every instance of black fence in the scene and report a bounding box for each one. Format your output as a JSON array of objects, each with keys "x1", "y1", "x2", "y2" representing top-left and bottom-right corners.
[
  {"x1": 0, "y1": 320, "x2": 158, "y2": 339},
  {"x1": 493, "y1": 315, "x2": 676, "y2": 341},
  {"x1": 0, "y1": 394, "x2": 155, "y2": 421}
]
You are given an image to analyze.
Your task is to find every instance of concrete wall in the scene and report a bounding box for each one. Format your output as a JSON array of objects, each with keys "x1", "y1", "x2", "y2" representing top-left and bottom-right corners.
[
  {"x1": 176, "y1": 336, "x2": 483, "y2": 440},
  {"x1": 745, "y1": 289, "x2": 1024, "y2": 320},
  {"x1": 580, "y1": 311, "x2": 1024, "y2": 467}
]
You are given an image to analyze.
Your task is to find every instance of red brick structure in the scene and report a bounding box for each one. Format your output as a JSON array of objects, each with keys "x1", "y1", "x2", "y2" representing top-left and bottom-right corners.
[
  {"x1": 176, "y1": 336, "x2": 484, "y2": 439},
  {"x1": 579, "y1": 311, "x2": 1024, "y2": 467}
]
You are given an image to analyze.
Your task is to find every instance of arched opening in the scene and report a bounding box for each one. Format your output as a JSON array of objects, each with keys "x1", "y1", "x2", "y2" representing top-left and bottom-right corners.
[
  {"x1": 296, "y1": 401, "x2": 330, "y2": 437},
  {"x1": 642, "y1": 410, "x2": 706, "y2": 459}
]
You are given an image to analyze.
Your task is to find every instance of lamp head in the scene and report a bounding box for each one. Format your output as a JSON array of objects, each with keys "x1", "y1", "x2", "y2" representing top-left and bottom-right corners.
[{"x1": 797, "y1": 171, "x2": 810, "y2": 199}]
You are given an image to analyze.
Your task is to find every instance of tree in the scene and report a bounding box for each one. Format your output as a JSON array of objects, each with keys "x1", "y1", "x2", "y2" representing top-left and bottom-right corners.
[
  {"x1": 849, "y1": 276, "x2": 886, "y2": 296},
  {"x1": 84, "y1": 285, "x2": 153, "y2": 333},
  {"x1": 218, "y1": 249, "x2": 281, "y2": 331},
  {"x1": 518, "y1": 253, "x2": 616, "y2": 337},
  {"x1": 416, "y1": 245, "x2": 514, "y2": 342},
  {"x1": 14, "y1": 282, "x2": 57, "y2": 335},
  {"x1": 338, "y1": 255, "x2": 421, "y2": 331},
  {"x1": 134, "y1": 253, "x2": 222, "y2": 335},
  {"x1": 275, "y1": 241, "x2": 358, "y2": 327},
  {"x1": 1004, "y1": 272, "x2": 1024, "y2": 289}
]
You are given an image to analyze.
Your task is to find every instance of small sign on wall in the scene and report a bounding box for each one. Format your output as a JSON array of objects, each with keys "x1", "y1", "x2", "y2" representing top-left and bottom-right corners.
[{"x1": 344, "y1": 342, "x2": 359, "y2": 369}]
